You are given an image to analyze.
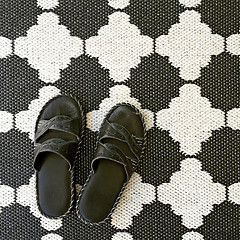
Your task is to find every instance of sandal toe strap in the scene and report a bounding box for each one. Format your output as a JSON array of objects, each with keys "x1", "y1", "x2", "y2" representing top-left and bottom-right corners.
[
  {"x1": 92, "y1": 142, "x2": 134, "y2": 180},
  {"x1": 99, "y1": 120, "x2": 143, "y2": 159},
  {"x1": 33, "y1": 138, "x2": 78, "y2": 171},
  {"x1": 35, "y1": 115, "x2": 81, "y2": 141}
]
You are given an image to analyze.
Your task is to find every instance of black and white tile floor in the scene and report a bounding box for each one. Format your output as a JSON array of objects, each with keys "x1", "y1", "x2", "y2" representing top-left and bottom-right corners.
[{"x1": 0, "y1": 0, "x2": 239, "y2": 239}]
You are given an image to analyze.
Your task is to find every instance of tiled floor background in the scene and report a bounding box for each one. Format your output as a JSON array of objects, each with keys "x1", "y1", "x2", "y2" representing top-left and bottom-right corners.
[{"x1": 0, "y1": 0, "x2": 240, "y2": 239}]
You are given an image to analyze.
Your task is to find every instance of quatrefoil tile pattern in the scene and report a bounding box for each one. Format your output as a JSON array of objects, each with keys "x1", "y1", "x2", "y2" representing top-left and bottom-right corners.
[
  {"x1": 14, "y1": 12, "x2": 83, "y2": 83},
  {"x1": 157, "y1": 158, "x2": 226, "y2": 229},
  {"x1": 156, "y1": 10, "x2": 224, "y2": 81},
  {"x1": 156, "y1": 84, "x2": 225, "y2": 155},
  {"x1": 86, "y1": 12, "x2": 153, "y2": 82},
  {"x1": 0, "y1": 0, "x2": 239, "y2": 239}
]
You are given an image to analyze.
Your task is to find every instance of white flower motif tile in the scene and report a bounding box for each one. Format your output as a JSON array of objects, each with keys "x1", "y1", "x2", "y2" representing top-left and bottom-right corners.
[
  {"x1": 228, "y1": 183, "x2": 240, "y2": 205},
  {"x1": 15, "y1": 86, "x2": 61, "y2": 141},
  {"x1": 41, "y1": 233, "x2": 63, "y2": 240},
  {"x1": 182, "y1": 231, "x2": 204, "y2": 240},
  {"x1": 111, "y1": 173, "x2": 155, "y2": 229},
  {"x1": 156, "y1": 10, "x2": 224, "y2": 81},
  {"x1": 16, "y1": 174, "x2": 62, "y2": 231},
  {"x1": 0, "y1": 37, "x2": 12, "y2": 58},
  {"x1": 156, "y1": 84, "x2": 225, "y2": 155},
  {"x1": 108, "y1": 0, "x2": 130, "y2": 9},
  {"x1": 0, "y1": 111, "x2": 14, "y2": 132},
  {"x1": 37, "y1": 0, "x2": 59, "y2": 10},
  {"x1": 14, "y1": 12, "x2": 83, "y2": 83},
  {"x1": 87, "y1": 85, "x2": 154, "y2": 131},
  {"x1": 0, "y1": 182, "x2": 14, "y2": 213},
  {"x1": 157, "y1": 158, "x2": 226, "y2": 229},
  {"x1": 179, "y1": 0, "x2": 202, "y2": 8},
  {"x1": 227, "y1": 34, "x2": 240, "y2": 55},
  {"x1": 112, "y1": 232, "x2": 133, "y2": 240},
  {"x1": 227, "y1": 108, "x2": 240, "y2": 130},
  {"x1": 85, "y1": 12, "x2": 153, "y2": 82}
]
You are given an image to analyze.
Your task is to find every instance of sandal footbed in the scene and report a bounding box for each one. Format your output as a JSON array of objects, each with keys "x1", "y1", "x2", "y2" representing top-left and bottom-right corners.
[{"x1": 38, "y1": 153, "x2": 71, "y2": 217}]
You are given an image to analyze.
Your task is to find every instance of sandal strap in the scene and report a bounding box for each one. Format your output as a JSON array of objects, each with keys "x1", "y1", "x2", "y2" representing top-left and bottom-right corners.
[
  {"x1": 35, "y1": 115, "x2": 81, "y2": 141},
  {"x1": 99, "y1": 120, "x2": 143, "y2": 160},
  {"x1": 92, "y1": 142, "x2": 134, "y2": 180},
  {"x1": 33, "y1": 138, "x2": 78, "y2": 171}
]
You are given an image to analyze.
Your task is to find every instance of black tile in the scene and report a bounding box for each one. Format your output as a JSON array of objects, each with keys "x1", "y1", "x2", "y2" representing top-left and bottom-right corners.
[
  {"x1": 198, "y1": 201, "x2": 240, "y2": 240},
  {"x1": 197, "y1": 127, "x2": 240, "y2": 186},
  {"x1": 0, "y1": 55, "x2": 44, "y2": 114},
  {"x1": 54, "y1": 0, "x2": 114, "y2": 40},
  {"x1": 0, "y1": 0, "x2": 41, "y2": 40},
  {"x1": 57, "y1": 211, "x2": 116, "y2": 240},
  {"x1": 128, "y1": 53, "x2": 185, "y2": 112},
  {"x1": 138, "y1": 128, "x2": 185, "y2": 186},
  {"x1": 124, "y1": 0, "x2": 185, "y2": 39},
  {"x1": 0, "y1": 129, "x2": 34, "y2": 188},
  {"x1": 55, "y1": 55, "x2": 115, "y2": 113},
  {"x1": 129, "y1": 201, "x2": 188, "y2": 239},
  {"x1": 0, "y1": 204, "x2": 47, "y2": 239},
  {"x1": 195, "y1": 52, "x2": 240, "y2": 112},
  {"x1": 199, "y1": 0, "x2": 240, "y2": 37}
]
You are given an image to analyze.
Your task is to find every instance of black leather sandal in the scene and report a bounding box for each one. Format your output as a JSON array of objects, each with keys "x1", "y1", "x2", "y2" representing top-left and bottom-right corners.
[
  {"x1": 77, "y1": 103, "x2": 146, "y2": 224},
  {"x1": 34, "y1": 95, "x2": 84, "y2": 218}
]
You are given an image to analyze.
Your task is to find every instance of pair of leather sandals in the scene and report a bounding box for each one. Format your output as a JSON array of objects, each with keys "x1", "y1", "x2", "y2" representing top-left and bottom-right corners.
[{"x1": 34, "y1": 95, "x2": 146, "y2": 224}]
